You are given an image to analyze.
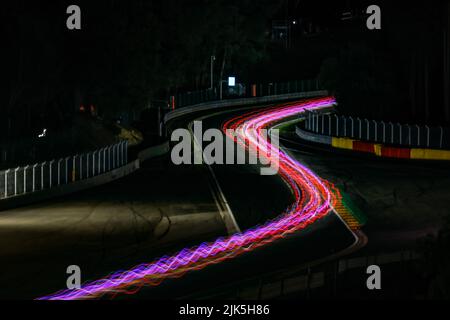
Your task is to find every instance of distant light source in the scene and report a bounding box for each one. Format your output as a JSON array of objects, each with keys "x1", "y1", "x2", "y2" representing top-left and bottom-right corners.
[
  {"x1": 38, "y1": 128, "x2": 47, "y2": 138},
  {"x1": 228, "y1": 76, "x2": 236, "y2": 87},
  {"x1": 292, "y1": 20, "x2": 297, "y2": 25}
]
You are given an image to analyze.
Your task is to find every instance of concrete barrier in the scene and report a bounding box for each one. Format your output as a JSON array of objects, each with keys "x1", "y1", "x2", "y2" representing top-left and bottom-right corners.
[
  {"x1": 297, "y1": 126, "x2": 450, "y2": 161},
  {"x1": 410, "y1": 148, "x2": 450, "y2": 160},
  {"x1": 165, "y1": 90, "x2": 329, "y2": 124},
  {"x1": 138, "y1": 141, "x2": 170, "y2": 162},
  {"x1": 331, "y1": 137, "x2": 354, "y2": 150},
  {"x1": 296, "y1": 126, "x2": 332, "y2": 145}
]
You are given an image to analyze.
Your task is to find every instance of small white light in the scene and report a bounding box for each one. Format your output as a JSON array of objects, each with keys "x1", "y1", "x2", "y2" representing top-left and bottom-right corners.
[
  {"x1": 38, "y1": 128, "x2": 47, "y2": 138},
  {"x1": 228, "y1": 77, "x2": 236, "y2": 87}
]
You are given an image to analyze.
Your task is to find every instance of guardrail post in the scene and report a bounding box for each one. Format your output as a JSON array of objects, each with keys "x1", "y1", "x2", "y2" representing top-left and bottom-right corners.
[
  {"x1": 321, "y1": 114, "x2": 325, "y2": 134},
  {"x1": 108, "y1": 146, "x2": 112, "y2": 171},
  {"x1": 358, "y1": 118, "x2": 362, "y2": 139},
  {"x1": 0, "y1": 171, "x2": 3, "y2": 199},
  {"x1": 425, "y1": 126, "x2": 430, "y2": 147},
  {"x1": 365, "y1": 119, "x2": 370, "y2": 140},
  {"x1": 97, "y1": 150, "x2": 101, "y2": 175},
  {"x1": 335, "y1": 114, "x2": 339, "y2": 137},
  {"x1": 57, "y1": 159, "x2": 62, "y2": 185},
  {"x1": 86, "y1": 153, "x2": 90, "y2": 178},
  {"x1": 439, "y1": 126, "x2": 443, "y2": 149},
  {"x1": 14, "y1": 167, "x2": 19, "y2": 196},
  {"x1": 103, "y1": 148, "x2": 106, "y2": 173},
  {"x1": 307, "y1": 112, "x2": 310, "y2": 131},
  {"x1": 5, "y1": 169, "x2": 9, "y2": 198},
  {"x1": 79, "y1": 155, "x2": 83, "y2": 180},
  {"x1": 343, "y1": 117, "x2": 347, "y2": 137},
  {"x1": 91, "y1": 151, "x2": 95, "y2": 176},
  {"x1": 112, "y1": 145, "x2": 116, "y2": 169},
  {"x1": 72, "y1": 156, "x2": 77, "y2": 182},
  {"x1": 372, "y1": 120, "x2": 377, "y2": 142},
  {"x1": 118, "y1": 143, "x2": 121, "y2": 166},
  {"x1": 407, "y1": 125, "x2": 411, "y2": 146},
  {"x1": 415, "y1": 125, "x2": 420, "y2": 146},
  {"x1": 120, "y1": 142, "x2": 123, "y2": 166},
  {"x1": 49, "y1": 160, "x2": 54, "y2": 188},
  {"x1": 389, "y1": 122, "x2": 394, "y2": 144},
  {"x1": 32, "y1": 164, "x2": 38, "y2": 192},
  {"x1": 117, "y1": 143, "x2": 120, "y2": 166},
  {"x1": 41, "y1": 162, "x2": 45, "y2": 190},
  {"x1": 65, "y1": 157, "x2": 70, "y2": 184},
  {"x1": 349, "y1": 117, "x2": 354, "y2": 138},
  {"x1": 125, "y1": 141, "x2": 128, "y2": 163},
  {"x1": 328, "y1": 114, "x2": 332, "y2": 136},
  {"x1": 381, "y1": 121, "x2": 386, "y2": 143},
  {"x1": 312, "y1": 113, "x2": 316, "y2": 133},
  {"x1": 24, "y1": 165, "x2": 29, "y2": 194},
  {"x1": 120, "y1": 142, "x2": 124, "y2": 166}
]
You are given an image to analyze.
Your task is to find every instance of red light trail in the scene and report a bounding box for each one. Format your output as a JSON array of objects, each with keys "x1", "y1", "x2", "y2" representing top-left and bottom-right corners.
[{"x1": 38, "y1": 97, "x2": 340, "y2": 300}]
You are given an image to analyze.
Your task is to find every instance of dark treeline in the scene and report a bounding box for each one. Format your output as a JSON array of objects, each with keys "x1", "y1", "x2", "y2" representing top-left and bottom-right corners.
[
  {"x1": 315, "y1": 0, "x2": 450, "y2": 126},
  {"x1": 1, "y1": 0, "x2": 280, "y2": 141},
  {"x1": 2, "y1": 0, "x2": 450, "y2": 143}
]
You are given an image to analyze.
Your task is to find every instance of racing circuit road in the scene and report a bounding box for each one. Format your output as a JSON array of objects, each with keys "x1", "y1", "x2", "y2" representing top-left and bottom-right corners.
[{"x1": 37, "y1": 97, "x2": 362, "y2": 300}]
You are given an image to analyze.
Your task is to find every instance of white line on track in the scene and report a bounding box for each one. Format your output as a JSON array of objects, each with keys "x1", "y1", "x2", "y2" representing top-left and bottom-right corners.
[{"x1": 188, "y1": 120, "x2": 241, "y2": 235}]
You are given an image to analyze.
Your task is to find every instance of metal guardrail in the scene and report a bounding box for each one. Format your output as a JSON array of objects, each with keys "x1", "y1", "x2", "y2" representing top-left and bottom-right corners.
[
  {"x1": 173, "y1": 79, "x2": 322, "y2": 108},
  {"x1": 304, "y1": 111, "x2": 449, "y2": 149},
  {"x1": 0, "y1": 141, "x2": 128, "y2": 200}
]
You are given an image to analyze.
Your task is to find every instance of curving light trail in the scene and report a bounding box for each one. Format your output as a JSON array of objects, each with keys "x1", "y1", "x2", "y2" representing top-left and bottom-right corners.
[{"x1": 38, "y1": 96, "x2": 339, "y2": 300}]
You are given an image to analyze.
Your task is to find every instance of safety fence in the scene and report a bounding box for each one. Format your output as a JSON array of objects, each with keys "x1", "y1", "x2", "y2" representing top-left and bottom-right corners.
[
  {"x1": 173, "y1": 79, "x2": 322, "y2": 108},
  {"x1": 304, "y1": 111, "x2": 450, "y2": 149},
  {"x1": 0, "y1": 141, "x2": 128, "y2": 200}
]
